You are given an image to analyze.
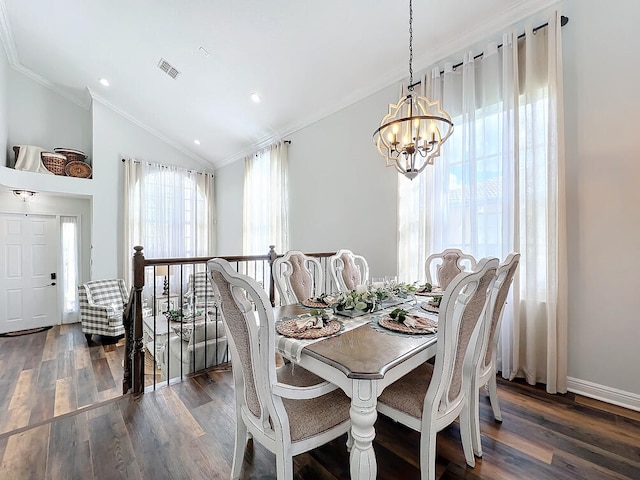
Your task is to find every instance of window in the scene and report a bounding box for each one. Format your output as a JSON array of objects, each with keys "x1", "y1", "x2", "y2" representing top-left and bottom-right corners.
[{"x1": 61, "y1": 216, "x2": 79, "y2": 321}]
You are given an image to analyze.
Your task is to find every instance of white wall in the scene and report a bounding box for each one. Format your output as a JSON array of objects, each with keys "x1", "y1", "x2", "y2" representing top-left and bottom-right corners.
[
  {"x1": 562, "y1": 0, "x2": 640, "y2": 398},
  {"x1": 287, "y1": 84, "x2": 399, "y2": 278},
  {"x1": 0, "y1": 42, "x2": 8, "y2": 164},
  {"x1": 91, "y1": 100, "x2": 206, "y2": 279},
  {"x1": 215, "y1": 159, "x2": 244, "y2": 255},
  {"x1": 7, "y1": 69, "x2": 91, "y2": 166}
]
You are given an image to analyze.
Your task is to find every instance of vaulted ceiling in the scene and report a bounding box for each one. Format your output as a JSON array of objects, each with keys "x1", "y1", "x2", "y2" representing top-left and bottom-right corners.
[{"x1": 0, "y1": 0, "x2": 559, "y2": 170}]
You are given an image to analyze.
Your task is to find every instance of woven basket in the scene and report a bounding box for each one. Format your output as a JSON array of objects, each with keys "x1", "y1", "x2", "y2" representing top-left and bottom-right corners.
[
  {"x1": 41, "y1": 152, "x2": 67, "y2": 176},
  {"x1": 65, "y1": 160, "x2": 92, "y2": 179},
  {"x1": 54, "y1": 148, "x2": 87, "y2": 164}
]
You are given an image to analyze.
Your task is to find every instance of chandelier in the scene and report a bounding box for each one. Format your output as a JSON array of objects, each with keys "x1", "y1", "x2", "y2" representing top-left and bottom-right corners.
[{"x1": 373, "y1": 0, "x2": 453, "y2": 180}]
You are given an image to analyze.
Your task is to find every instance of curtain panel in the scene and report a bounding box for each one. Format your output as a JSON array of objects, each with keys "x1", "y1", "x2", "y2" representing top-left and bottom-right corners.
[
  {"x1": 123, "y1": 159, "x2": 216, "y2": 289},
  {"x1": 398, "y1": 12, "x2": 567, "y2": 393},
  {"x1": 243, "y1": 140, "x2": 289, "y2": 256}
]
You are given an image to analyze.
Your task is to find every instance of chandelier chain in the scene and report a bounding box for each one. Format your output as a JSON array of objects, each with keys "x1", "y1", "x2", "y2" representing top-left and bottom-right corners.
[{"x1": 408, "y1": 0, "x2": 413, "y2": 91}]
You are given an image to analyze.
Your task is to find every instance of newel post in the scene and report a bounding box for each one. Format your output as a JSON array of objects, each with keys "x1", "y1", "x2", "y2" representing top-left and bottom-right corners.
[
  {"x1": 132, "y1": 246, "x2": 145, "y2": 394},
  {"x1": 268, "y1": 245, "x2": 278, "y2": 306}
]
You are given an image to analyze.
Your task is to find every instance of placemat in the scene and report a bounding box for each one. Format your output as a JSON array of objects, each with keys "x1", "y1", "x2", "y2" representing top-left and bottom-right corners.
[
  {"x1": 420, "y1": 302, "x2": 440, "y2": 314},
  {"x1": 379, "y1": 315, "x2": 437, "y2": 335},
  {"x1": 276, "y1": 318, "x2": 341, "y2": 339},
  {"x1": 301, "y1": 298, "x2": 331, "y2": 308},
  {"x1": 415, "y1": 290, "x2": 444, "y2": 297}
]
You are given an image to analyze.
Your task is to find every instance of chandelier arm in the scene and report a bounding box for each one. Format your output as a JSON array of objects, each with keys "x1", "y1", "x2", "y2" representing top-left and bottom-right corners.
[{"x1": 373, "y1": 115, "x2": 454, "y2": 138}]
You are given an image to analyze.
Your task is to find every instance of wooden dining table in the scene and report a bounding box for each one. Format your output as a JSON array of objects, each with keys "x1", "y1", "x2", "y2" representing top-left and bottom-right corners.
[{"x1": 274, "y1": 304, "x2": 438, "y2": 480}]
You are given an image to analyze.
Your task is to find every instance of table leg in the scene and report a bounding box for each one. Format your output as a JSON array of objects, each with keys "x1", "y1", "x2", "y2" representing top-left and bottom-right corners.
[{"x1": 349, "y1": 379, "x2": 377, "y2": 480}]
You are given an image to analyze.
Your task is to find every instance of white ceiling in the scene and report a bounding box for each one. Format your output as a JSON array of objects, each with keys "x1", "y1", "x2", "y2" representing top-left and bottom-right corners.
[{"x1": 0, "y1": 0, "x2": 560, "y2": 170}]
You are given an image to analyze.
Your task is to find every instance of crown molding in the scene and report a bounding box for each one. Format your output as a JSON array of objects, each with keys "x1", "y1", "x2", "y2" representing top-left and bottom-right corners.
[
  {"x1": 14, "y1": 63, "x2": 90, "y2": 110},
  {"x1": 87, "y1": 88, "x2": 214, "y2": 172},
  {"x1": 0, "y1": 0, "x2": 18, "y2": 64}
]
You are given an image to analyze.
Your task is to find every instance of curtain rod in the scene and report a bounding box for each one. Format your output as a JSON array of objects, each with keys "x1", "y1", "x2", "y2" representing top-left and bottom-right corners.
[
  {"x1": 120, "y1": 158, "x2": 211, "y2": 175},
  {"x1": 121, "y1": 140, "x2": 291, "y2": 169},
  {"x1": 409, "y1": 15, "x2": 569, "y2": 89}
]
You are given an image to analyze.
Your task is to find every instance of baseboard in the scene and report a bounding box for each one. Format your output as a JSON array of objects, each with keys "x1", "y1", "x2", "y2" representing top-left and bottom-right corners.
[{"x1": 567, "y1": 377, "x2": 640, "y2": 413}]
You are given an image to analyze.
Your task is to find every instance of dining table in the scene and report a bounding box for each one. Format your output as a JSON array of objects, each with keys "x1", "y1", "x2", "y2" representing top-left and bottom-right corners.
[{"x1": 274, "y1": 302, "x2": 438, "y2": 480}]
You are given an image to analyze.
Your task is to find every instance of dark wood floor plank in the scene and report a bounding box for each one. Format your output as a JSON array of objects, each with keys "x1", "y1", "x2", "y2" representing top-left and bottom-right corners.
[
  {"x1": 46, "y1": 414, "x2": 93, "y2": 480},
  {"x1": 1, "y1": 423, "x2": 50, "y2": 479},
  {"x1": 28, "y1": 388, "x2": 56, "y2": 425},
  {"x1": 76, "y1": 365, "x2": 99, "y2": 408},
  {"x1": 36, "y1": 358, "x2": 58, "y2": 392},
  {"x1": 88, "y1": 403, "x2": 142, "y2": 480},
  {"x1": 92, "y1": 357, "x2": 116, "y2": 393}
]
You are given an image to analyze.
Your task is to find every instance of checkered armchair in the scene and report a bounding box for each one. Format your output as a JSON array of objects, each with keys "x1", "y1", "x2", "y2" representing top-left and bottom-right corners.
[
  {"x1": 184, "y1": 271, "x2": 218, "y2": 312},
  {"x1": 78, "y1": 279, "x2": 128, "y2": 343}
]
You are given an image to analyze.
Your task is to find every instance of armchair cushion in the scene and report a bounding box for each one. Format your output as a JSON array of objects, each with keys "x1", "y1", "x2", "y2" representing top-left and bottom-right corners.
[
  {"x1": 184, "y1": 271, "x2": 218, "y2": 310},
  {"x1": 172, "y1": 320, "x2": 225, "y2": 343},
  {"x1": 161, "y1": 325, "x2": 228, "y2": 380}
]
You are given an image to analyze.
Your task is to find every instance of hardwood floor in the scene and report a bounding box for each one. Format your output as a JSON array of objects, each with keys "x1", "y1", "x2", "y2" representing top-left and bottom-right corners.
[{"x1": 1, "y1": 323, "x2": 639, "y2": 479}]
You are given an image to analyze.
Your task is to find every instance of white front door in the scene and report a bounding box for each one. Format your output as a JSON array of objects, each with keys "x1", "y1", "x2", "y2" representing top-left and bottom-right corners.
[{"x1": 0, "y1": 214, "x2": 59, "y2": 333}]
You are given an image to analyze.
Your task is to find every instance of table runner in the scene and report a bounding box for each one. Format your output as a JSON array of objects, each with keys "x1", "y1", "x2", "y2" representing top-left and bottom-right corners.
[{"x1": 276, "y1": 314, "x2": 370, "y2": 361}]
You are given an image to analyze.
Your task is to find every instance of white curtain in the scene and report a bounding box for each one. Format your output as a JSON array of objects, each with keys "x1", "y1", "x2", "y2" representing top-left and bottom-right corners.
[
  {"x1": 399, "y1": 12, "x2": 566, "y2": 392},
  {"x1": 60, "y1": 216, "x2": 79, "y2": 323},
  {"x1": 123, "y1": 159, "x2": 216, "y2": 289},
  {"x1": 243, "y1": 140, "x2": 289, "y2": 256}
]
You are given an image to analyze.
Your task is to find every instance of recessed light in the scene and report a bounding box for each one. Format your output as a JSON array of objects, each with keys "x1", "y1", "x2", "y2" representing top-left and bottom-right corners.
[
  {"x1": 99, "y1": 78, "x2": 110, "y2": 87},
  {"x1": 198, "y1": 46, "x2": 211, "y2": 57},
  {"x1": 194, "y1": 139, "x2": 201, "y2": 145},
  {"x1": 250, "y1": 93, "x2": 261, "y2": 103}
]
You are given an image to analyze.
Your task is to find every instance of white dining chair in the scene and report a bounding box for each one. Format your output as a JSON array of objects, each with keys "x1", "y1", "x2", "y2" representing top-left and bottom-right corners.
[
  {"x1": 329, "y1": 249, "x2": 370, "y2": 292},
  {"x1": 466, "y1": 252, "x2": 520, "y2": 458},
  {"x1": 272, "y1": 250, "x2": 323, "y2": 305},
  {"x1": 207, "y1": 258, "x2": 351, "y2": 480},
  {"x1": 376, "y1": 257, "x2": 499, "y2": 480},
  {"x1": 425, "y1": 248, "x2": 477, "y2": 289}
]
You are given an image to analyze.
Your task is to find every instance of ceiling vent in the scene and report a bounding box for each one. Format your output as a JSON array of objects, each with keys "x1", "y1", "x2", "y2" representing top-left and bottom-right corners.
[{"x1": 157, "y1": 58, "x2": 180, "y2": 79}]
